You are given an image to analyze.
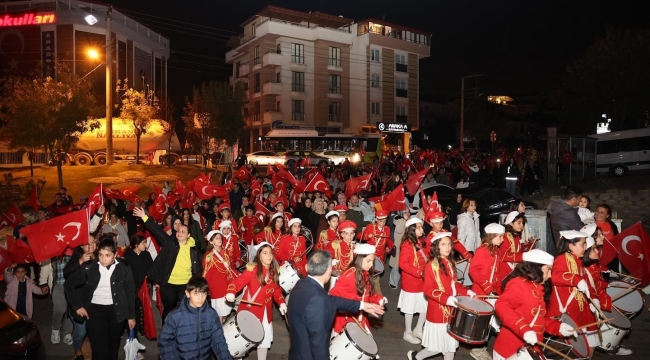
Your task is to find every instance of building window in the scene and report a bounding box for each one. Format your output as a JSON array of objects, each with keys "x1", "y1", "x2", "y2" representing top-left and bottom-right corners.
[
  {"x1": 371, "y1": 102, "x2": 381, "y2": 115},
  {"x1": 329, "y1": 74, "x2": 341, "y2": 94},
  {"x1": 253, "y1": 73, "x2": 260, "y2": 93},
  {"x1": 395, "y1": 54, "x2": 407, "y2": 72},
  {"x1": 371, "y1": 74, "x2": 380, "y2": 88},
  {"x1": 396, "y1": 105, "x2": 407, "y2": 123},
  {"x1": 291, "y1": 43, "x2": 304, "y2": 64},
  {"x1": 292, "y1": 100, "x2": 305, "y2": 121},
  {"x1": 291, "y1": 71, "x2": 305, "y2": 92},
  {"x1": 396, "y1": 79, "x2": 407, "y2": 97},
  {"x1": 252, "y1": 23, "x2": 256, "y2": 36},
  {"x1": 329, "y1": 102, "x2": 341, "y2": 122},
  {"x1": 253, "y1": 45, "x2": 260, "y2": 65},
  {"x1": 276, "y1": 72, "x2": 281, "y2": 83},
  {"x1": 328, "y1": 46, "x2": 341, "y2": 67},
  {"x1": 371, "y1": 48, "x2": 380, "y2": 62},
  {"x1": 253, "y1": 101, "x2": 260, "y2": 121}
]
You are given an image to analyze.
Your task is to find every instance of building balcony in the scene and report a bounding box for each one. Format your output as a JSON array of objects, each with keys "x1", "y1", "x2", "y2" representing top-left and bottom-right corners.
[
  {"x1": 263, "y1": 110, "x2": 283, "y2": 123},
  {"x1": 238, "y1": 63, "x2": 249, "y2": 78},
  {"x1": 396, "y1": 63, "x2": 408, "y2": 72},
  {"x1": 251, "y1": 114, "x2": 261, "y2": 123},
  {"x1": 291, "y1": 84, "x2": 305, "y2": 92},
  {"x1": 396, "y1": 115, "x2": 408, "y2": 123},
  {"x1": 328, "y1": 114, "x2": 341, "y2": 122},
  {"x1": 263, "y1": 81, "x2": 283, "y2": 96},
  {"x1": 263, "y1": 51, "x2": 282, "y2": 67},
  {"x1": 396, "y1": 88, "x2": 408, "y2": 98}
]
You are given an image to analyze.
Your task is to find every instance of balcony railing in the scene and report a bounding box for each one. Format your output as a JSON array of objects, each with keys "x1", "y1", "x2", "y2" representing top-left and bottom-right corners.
[
  {"x1": 253, "y1": 57, "x2": 261, "y2": 65},
  {"x1": 396, "y1": 88, "x2": 408, "y2": 98},
  {"x1": 292, "y1": 84, "x2": 305, "y2": 92},
  {"x1": 329, "y1": 86, "x2": 341, "y2": 95},
  {"x1": 292, "y1": 112, "x2": 305, "y2": 121},
  {"x1": 396, "y1": 115, "x2": 408, "y2": 123},
  {"x1": 291, "y1": 55, "x2": 304, "y2": 64},
  {"x1": 328, "y1": 58, "x2": 341, "y2": 67},
  {"x1": 396, "y1": 63, "x2": 408, "y2": 72},
  {"x1": 252, "y1": 113, "x2": 261, "y2": 122},
  {"x1": 328, "y1": 114, "x2": 341, "y2": 122}
]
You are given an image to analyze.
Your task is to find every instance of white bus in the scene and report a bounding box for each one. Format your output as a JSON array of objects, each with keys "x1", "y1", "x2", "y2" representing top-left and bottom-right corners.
[{"x1": 592, "y1": 128, "x2": 650, "y2": 176}]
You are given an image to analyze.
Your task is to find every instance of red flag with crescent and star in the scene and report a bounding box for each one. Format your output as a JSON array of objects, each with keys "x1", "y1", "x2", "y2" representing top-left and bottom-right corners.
[
  {"x1": 405, "y1": 168, "x2": 429, "y2": 195},
  {"x1": 375, "y1": 185, "x2": 406, "y2": 212},
  {"x1": 19, "y1": 209, "x2": 89, "y2": 263},
  {"x1": 345, "y1": 174, "x2": 372, "y2": 199},
  {"x1": 85, "y1": 184, "x2": 103, "y2": 217},
  {"x1": 148, "y1": 185, "x2": 167, "y2": 222},
  {"x1": 250, "y1": 179, "x2": 262, "y2": 201},
  {"x1": 175, "y1": 179, "x2": 190, "y2": 197},
  {"x1": 255, "y1": 201, "x2": 271, "y2": 223},
  {"x1": 608, "y1": 222, "x2": 650, "y2": 286},
  {"x1": 196, "y1": 182, "x2": 228, "y2": 200},
  {"x1": 27, "y1": 184, "x2": 39, "y2": 211},
  {"x1": 6, "y1": 234, "x2": 35, "y2": 264},
  {"x1": 5, "y1": 203, "x2": 26, "y2": 227},
  {"x1": 304, "y1": 173, "x2": 331, "y2": 196}
]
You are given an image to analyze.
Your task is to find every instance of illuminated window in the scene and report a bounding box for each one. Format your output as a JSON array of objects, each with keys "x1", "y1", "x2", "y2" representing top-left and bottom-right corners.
[{"x1": 328, "y1": 47, "x2": 341, "y2": 67}]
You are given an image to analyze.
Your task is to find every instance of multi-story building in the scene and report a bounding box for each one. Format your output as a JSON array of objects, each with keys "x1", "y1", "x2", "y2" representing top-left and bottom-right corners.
[{"x1": 225, "y1": 6, "x2": 430, "y2": 152}]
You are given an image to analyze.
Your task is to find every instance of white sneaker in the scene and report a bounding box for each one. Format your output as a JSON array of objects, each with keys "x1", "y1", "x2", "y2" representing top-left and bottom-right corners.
[
  {"x1": 51, "y1": 329, "x2": 60, "y2": 344},
  {"x1": 412, "y1": 328, "x2": 423, "y2": 340},
  {"x1": 615, "y1": 346, "x2": 633, "y2": 355},
  {"x1": 403, "y1": 332, "x2": 421, "y2": 344},
  {"x1": 63, "y1": 334, "x2": 73, "y2": 345},
  {"x1": 470, "y1": 347, "x2": 492, "y2": 360}
]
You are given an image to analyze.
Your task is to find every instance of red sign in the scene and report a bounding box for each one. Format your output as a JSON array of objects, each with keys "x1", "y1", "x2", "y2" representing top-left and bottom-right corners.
[{"x1": 0, "y1": 12, "x2": 56, "y2": 27}]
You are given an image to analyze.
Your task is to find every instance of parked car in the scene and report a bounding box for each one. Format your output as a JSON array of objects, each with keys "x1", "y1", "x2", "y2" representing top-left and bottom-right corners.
[
  {"x1": 413, "y1": 183, "x2": 536, "y2": 228},
  {"x1": 0, "y1": 299, "x2": 46, "y2": 360},
  {"x1": 313, "y1": 150, "x2": 349, "y2": 165},
  {"x1": 247, "y1": 151, "x2": 285, "y2": 166},
  {"x1": 282, "y1": 151, "x2": 332, "y2": 167}
]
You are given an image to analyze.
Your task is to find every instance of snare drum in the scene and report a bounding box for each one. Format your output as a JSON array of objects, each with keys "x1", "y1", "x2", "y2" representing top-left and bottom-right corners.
[
  {"x1": 447, "y1": 296, "x2": 494, "y2": 344},
  {"x1": 373, "y1": 257, "x2": 385, "y2": 275},
  {"x1": 222, "y1": 310, "x2": 265, "y2": 357},
  {"x1": 506, "y1": 346, "x2": 546, "y2": 360},
  {"x1": 455, "y1": 260, "x2": 473, "y2": 287},
  {"x1": 485, "y1": 297, "x2": 502, "y2": 332},
  {"x1": 597, "y1": 307, "x2": 632, "y2": 353},
  {"x1": 279, "y1": 262, "x2": 301, "y2": 294},
  {"x1": 559, "y1": 313, "x2": 590, "y2": 358},
  {"x1": 606, "y1": 280, "x2": 644, "y2": 316},
  {"x1": 540, "y1": 337, "x2": 573, "y2": 360},
  {"x1": 329, "y1": 322, "x2": 378, "y2": 360}
]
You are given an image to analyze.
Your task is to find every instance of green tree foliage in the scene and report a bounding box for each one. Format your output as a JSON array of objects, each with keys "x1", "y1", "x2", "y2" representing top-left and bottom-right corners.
[
  {"x1": 0, "y1": 64, "x2": 99, "y2": 187},
  {"x1": 119, "y1": 88, "x2": 159, "y2": 164},
  {"x1": 562, "y1": 28, "x2": 650, "y2": 133}
]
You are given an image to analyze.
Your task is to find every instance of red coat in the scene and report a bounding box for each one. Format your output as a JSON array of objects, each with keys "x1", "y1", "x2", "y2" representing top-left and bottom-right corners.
[
  {"x1": 329, "y1": 267, "x2": 383, "y2": 333},
  {"x1": 315, "y1": 228, "x2": 338, "y2": 254},
  {"x1": 328, "y1": 240, "x2": 355, "y2": 272},
  {"x1": 226, "y1": 263, "x2": 285, "y2": 323},
  {"x1": 203, "y1": 249, "x2": 239, "y2": 299},
  {"x1": 275, "y1": 234, "x2": 307, "y2": 277},
  {"x1": 547, "y1": 253, "x2": 596, "y2": 330},
  {"x1": 584, "y1": 263, "x2": 613, "y2": 312},
  {"x1": 494, "y1": 277, "x2": 563, "y2": 358},
  {"x1": 254, "y1": 227, "x2": 283, "y2": 248},
  {"x1": 361, "y1": 224, "x2": 394, "y2": 261},
  {"x1": 399, "y1": 239, "x2": 428, "y2": 292},
  {"x1": 469, "y1": 244, "x2": 501, "y2": 295},
  {"x1": 240, "y1": 215, "x2": 262, "y2": 245},
  {"x1": 423, "y1": 257, "x2": 469, "y2": 323},
  {"x1": 497, "y1": 233, "x2": 524, "y2": 281},
  {"x1": 222, "y1": 234, "x2": 242, "y2": 270},
  {"x1": 213, "y1": 217, "x2": 239, "y2": 231},
  {"x1": 424, "y1": 229, "x2": 473, "y2": 260}
]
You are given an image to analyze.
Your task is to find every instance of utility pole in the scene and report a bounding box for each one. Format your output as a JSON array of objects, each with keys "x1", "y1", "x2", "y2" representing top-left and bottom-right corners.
[
  {"x1": 105, "y1": 6, "x2": 114, "y2": 165},
  {"x1": 459, "y1": 74, "x2": 482, "y2": 151}
]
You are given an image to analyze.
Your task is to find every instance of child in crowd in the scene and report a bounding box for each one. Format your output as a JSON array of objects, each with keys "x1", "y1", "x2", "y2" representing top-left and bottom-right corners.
[
  {"x1": 4, "y1": 263, "x2": 48, "y2": 318},
  {"x1": 577, "y1": 195, "x2": 594, "y2": 225}
]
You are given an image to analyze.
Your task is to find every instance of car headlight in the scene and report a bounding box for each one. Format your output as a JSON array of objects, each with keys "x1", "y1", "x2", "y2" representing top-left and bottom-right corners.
[{"x1": 352, "y1": 153, "x2": 360, "y2": 163}]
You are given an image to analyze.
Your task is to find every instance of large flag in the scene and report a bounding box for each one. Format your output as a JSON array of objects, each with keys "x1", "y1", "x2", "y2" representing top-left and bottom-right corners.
[
  {"x1": 304, "y1": 173, "x2": 331, "y2": 195},
  {"x1": 375, "y1": 185, "x2": 406, "y2": 212},
  {"x1": 405, "y1": 168, "x2": 429, "y2": 195},
  {"x1": 254, "y1": 201, "x2": 271, "y2": 223},
  {"x1": 608, "y1": 222, "x2": 650, "y2": 286},
  {"x1": 148, "y1": 185, "x2": 167, "y2": 221},
  {"x1": 19, "y1": 209, "x2": 89, "y2": 263},
  {"x1": 174, "y1": 179, "x2": 190, "y2": 197},
  {"x1": 196, "y1": 182, "x2": 228, "y2": 200},
  {"x1": 27, "y1": 184, "x2": 39, "y2": 211},
  {"x1": 250, "y1": 179, "x2": 262, "y2": 201},
  {"x1": 345, "y1": 174, "x2": 371, "y2": 199},
  {"x1": 5, "y1": 203, "x2": 26, "y2": 227},
  {"x1": 6, "y1": 235, "x2": 35, "y2": 264},
  {"x1": 86, "y1": 184, "x2": 103, "y2": 217}
]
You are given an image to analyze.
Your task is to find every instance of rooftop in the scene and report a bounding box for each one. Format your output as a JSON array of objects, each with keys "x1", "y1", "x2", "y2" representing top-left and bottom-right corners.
[{"x1": 241, "y1": 5, "x2": 353, "y2": 29}]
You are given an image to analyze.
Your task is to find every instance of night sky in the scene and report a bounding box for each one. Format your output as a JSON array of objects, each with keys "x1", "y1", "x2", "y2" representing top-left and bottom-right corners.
[{"x1": 108, "y1": 0, "x2": 650, "y2": 109}]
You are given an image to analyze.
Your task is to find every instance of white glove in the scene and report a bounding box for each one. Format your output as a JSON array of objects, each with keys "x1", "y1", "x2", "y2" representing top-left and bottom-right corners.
[
  {"x1": 523, "y1": 331, "x2": 538, "y2": 345},
  {"x1": 279, "y1": 303, "x2": 287, "y2": 316},
  {"x1": 446, "y1": 296, "x2": 458, "y2": 307},
  {"x1": 559, "y1": 322, "x2": 577, "y2": 337},
  {"x1": 576, "y1": 280, "x2": 591, "y2": 298},
  {"x1": 379, "y1": 297, "x2": 388, "y2": 306},
  {"x1": 467, "y1": 290, "x2": 476, "y2": 298},
  {"x1": 225, "y1": 293, "x2": 236, "y2": 302}
]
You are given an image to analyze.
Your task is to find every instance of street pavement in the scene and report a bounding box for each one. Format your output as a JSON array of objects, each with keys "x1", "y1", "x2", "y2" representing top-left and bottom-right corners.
[{"x1": 5, "y1": 262, "x2": 650, "y2": 360}]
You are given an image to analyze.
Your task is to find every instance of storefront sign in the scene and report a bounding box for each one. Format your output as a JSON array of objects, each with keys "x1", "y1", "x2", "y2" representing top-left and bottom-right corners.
[
  {"x1": 0, "y1": 12, "x2": 56, "y2": 27},
  {"x1": 271, "y1": 120, "x2": 302, "y2": 130},
  {"x1": 376, "y1": 122, "x2": 410, "y2": 133},
  {"x1": 42, "y1": 31, "x2": 55, "y2": 77}
]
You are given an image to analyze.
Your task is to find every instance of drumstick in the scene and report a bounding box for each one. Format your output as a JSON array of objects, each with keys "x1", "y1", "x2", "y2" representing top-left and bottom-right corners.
[
  {"x1": 568, "y1": 318, "x2": 614, "y2": 332},
  {"x1": 476, "y1": 295, "x2": 499, "y2": 299},
  {"x1": 608, "y1": 284, "x2": 637, "y2": 289},
  {"x1": 455, "y1": 258, "x2": 468, "y2": 265},
  {"x1": 612, "y1": 286, "x2": 639, "y2": 301},
  {"x1": 454, "y1": 301, "x2": 479, "y2": 315},
  {"x1": 351, "y1": 316, "x2": 370, "y2": 335},
  {"x1": 609, "y1": 270, "x2": 640, "y2": 280},
  {"x1": 236, "y1": 299, "x2": 263, "y2": 306},
  {"x1": 587, "y1": 296, "x2": 609, "y2": 321},
  {"x1": 536, "y1": 341, "x2": 574, "y2": 360}
]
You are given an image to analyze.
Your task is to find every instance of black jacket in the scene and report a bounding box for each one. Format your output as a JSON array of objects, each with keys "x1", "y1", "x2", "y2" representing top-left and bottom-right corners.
[
  {"x1": 123, "y1": 249, "x2": 154, "y2": 288},
  {"x1": 144, "y1": 217, "x2": 202, "y2": 285},
  {"x1": 64, "y1": 259, "x2": 135, "y2": 323}
]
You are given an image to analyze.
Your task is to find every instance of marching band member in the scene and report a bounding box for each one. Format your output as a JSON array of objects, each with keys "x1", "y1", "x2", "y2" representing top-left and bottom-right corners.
[
  {"x1": 203, "y1": 230, "x2": 239, "y2": 322},
  {"x1": 548, "y1": 230, "x2": 598, "y2": 358},
  {"x1": 219, "y1": 221, "x2": 242, "y2": 270},
  {"x1": 255, "y1": 213, "x2": 285, "y2": 248},
  {"x1": 407, "y1": 232, "x2": 474, "y2": 360},
  {"x1": 275, "y1": 218, "x2": 308, "y2": 276},
  {"x1": 315, "y1": 211, "x2": 340, "y2": 252},
  {"x1": 493, "y1": 249, "x2": 577, "y2": 360},
  {"x1": 335, "y1": 204, "x2": 348, "y2": 222},
  {"x1": 240, "y1": 205, "x2": 262, "y2": 246},
  {"x1": 469, "y1": 223, "x2": 506, "y2": 296},
  {"x1": 497, "y1": 211, "x2": 527, "y2": 282},
  {"x1": 424, "y1": 210, "x2": 473, "y2": 260},
  {"x1": 225, "y1": 242, "x2": 286, "y2": 360},
  {"x1": 213, "y1": 203, "x2": 238, "y2": 231},
  {"x1": 399, "y1": 217, "x2": 428, "y2": 345},
  {"x1": 360, "y1": 209, "x2": 394, "y2": 295},
  {"x1": 328, "y1": 220, "x2": 357, "y2": 273},
  {"x1": 329, "y1": 243, "x2": 386, "y2": 335},
  {"x1": 271, "y1": 198, "x2": 292, "y2": 226}
]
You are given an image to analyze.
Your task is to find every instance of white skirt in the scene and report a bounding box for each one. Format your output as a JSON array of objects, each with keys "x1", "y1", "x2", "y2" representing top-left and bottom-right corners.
[
  {"x1": 211, "y1": 298, "x2": 233, "y2": 318},
  {"x1": 397, "y1": 290, "x2": 427, "y2": 314},
  {"x1": 585, "y1": 330, "x2": 601, "y2": 347},
  {"x1": 421, "y1": 321, "x2": 458, "y2": 353},
  {"x1": 259, "y1": 308, "x2": 273, "y2": 348}
]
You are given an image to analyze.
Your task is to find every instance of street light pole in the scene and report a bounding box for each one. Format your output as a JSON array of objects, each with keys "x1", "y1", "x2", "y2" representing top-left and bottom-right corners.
[
  {"x1": 105, "y1": 6, "x2": 114, "y2": 165},
  {"x1": 459, "y1": 74, "x2": 482, "y2": 151}
]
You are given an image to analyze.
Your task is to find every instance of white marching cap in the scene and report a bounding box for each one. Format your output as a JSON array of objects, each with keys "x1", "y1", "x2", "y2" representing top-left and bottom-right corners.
[
  {"x1": 255, "y1": 241, "x2": 274, "y2": 250},
  {"x1": 560, "y1": 230, "x2": 588, "y2": 240},
  {"x1": 271, "y1": 212, "x2": 283, "y2": 221},
  {"x1": 431, "y1": 232, "x2": 452, "y2": 243},
  {"x1": 326, "y1": 211, "x2": 339, "y2": 219},
  {"x1": 353, "y1": 243, "x2": 376, "y2": 255},
  {"x1": 522, "y1": 249, "x2": 554, "y2": 266},
  {"x1": 218, "y1": 220, "x2": 232, "y2": 229},
  {"x1": 206, "y1": 230, "x2": 222, "y2": 241},
  {"x1": 405, "y1": 216, "x2": 422, "y2": 228},
  {"x1": 586, "y1": 236, "x2": 596, "y2": 249},
  {"x1": 504, "y1": 211, "x2": 520, "y2": 225},
  {"x1": 484, "y1": 223, "x2": 505, "y2": 234},
  {"x1": 581, "y1": 223, "x2": 597, "y2": 237},
  {"x1": 288, "y1": 218, "x2": 302, "y2": 227}
]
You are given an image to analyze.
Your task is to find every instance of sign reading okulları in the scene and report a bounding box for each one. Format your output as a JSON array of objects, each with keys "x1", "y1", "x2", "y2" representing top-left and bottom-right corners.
[
  {"x1": 0, "y1": 12, "x2": 57, "y2": 27},
  {"x1": 376, "y1": 122, "x2": 410, "y2": 133}
]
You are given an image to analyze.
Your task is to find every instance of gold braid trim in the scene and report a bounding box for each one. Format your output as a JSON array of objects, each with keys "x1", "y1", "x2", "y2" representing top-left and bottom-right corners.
[
  {"x1": 565, "y1": 254, "x2": 585, "y2": 311},
  {"x1": 246, "y1": 262, "x2": 256, "y2": 271},
  {"x1": 430, "y1": 259, "x2": 451, "y2": 320},
  {"x1": 412, "y1": 244, "x2": 419, "y2": 268},
  {"x1": 506, "y1": 233, "x2": 516, "y2": 254}
]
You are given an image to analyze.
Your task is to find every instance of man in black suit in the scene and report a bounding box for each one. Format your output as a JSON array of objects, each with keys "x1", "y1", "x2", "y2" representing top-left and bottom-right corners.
[{"x1": 288, "y1": 250, "x2": 385, "y2": 360}]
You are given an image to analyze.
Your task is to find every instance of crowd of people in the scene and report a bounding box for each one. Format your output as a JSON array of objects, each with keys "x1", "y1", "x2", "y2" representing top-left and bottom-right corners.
[{"x1": 0, "y1": 147, "x2": 637, "y2": 360}]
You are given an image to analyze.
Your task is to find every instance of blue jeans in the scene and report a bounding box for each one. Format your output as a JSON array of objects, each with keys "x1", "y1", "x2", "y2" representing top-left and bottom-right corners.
[
  {"x1": 69, "y1": 316, "x2": 87, "y2": 351},
  {"x1": 506, "y1": 179, "x2": 517, "y2": 196}
]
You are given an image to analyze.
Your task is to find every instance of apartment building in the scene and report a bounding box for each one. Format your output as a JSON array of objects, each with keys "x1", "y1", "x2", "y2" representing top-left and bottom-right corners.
[{"x1": 225, "y1": 6, "x2": 430, "y2": 152}]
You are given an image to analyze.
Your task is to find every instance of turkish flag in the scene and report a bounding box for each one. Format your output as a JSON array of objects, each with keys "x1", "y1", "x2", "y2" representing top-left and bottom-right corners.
[
  {"x1": 376, "y1": 186, "x2": 406, "y2": 212},
  {"x1": 179, "y1": 191, "x2": 197, "y2": 209},
  {"x1": 5, "y1": 203, "x2": 26, "y2": 227},
  {"x1": 196, "y1": 172, "x2": 211, "y2": 184},
  {"x1": 304, "y1": 173, "x2": 331, "y2": 195},
  {"x1": 406, "y1": 168, "x2": 429, "y2": 195},
  {"x1": 250, "y1": 179, "x2": 261, "y2": 200},
  {"x1": 609, "y1": 222, "x2": 650, "y2": 286},
  {"x1": 148, "y1": 186, "x2": 167, "y2": 222},
  {"x1": 345, "y1": 174, "x2": 372, "y2": 199},
  {"x1": 289, "y1": 190, "x2": 301, "y2": 208},
  {"x1": 267, "y1": 164, "x2": 275, "y2": 176},
  {"x1": 115, "y1": 186, "x2": 142, "y2": 202},
  {"x1": 255, "y1": 201, "x2": 271, "y2": 222},
  {"x1": 27, "y1": 184, "x2": 39, "y2": 211},
  {"x1": 600, "y1": 237, "x2": 619, "y2": 269},
  {"x1": 85, "y1": 184, "x2": 103, "y2": 217},
  {"x1": 272, "y1": 174, "x2": 288, "y2": 199},
  {"x1": 19, "y1": 209, "x2": 89, "y2": 263},
  {"x1": 6, "y1": 235, "x2": 35, "y2": 264},
  {"x1": 196, "y1": 183, "x2": 227, "y2": 200},
  {"x1": 304, "y1": 168, "x2": 318, "y2": 183},
  {"x1": 138, "y1": 278, "x2": 158, "y2": 340},
  {"x1": 175, "y1": 179, "x2": 189, "y2": 197},
  {"x1": 276, "y1": 169, "x2": 301, "y2": 189},
  {"x1": 234, "y1": 166, "x2": 249, "y2": 181},
  {"x1": 0, "y1": 213, "x2": 12, "y2": 230}
]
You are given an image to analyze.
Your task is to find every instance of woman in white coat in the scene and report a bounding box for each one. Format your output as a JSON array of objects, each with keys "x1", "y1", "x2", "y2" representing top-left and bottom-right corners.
[{"x1": 456, "y1": 198, "x2": 481, "y2": 253}]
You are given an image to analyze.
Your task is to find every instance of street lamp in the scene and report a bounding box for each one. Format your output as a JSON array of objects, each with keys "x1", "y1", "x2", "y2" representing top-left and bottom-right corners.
[{"x1": 87, "y1": 48, "x2": 99, "y2": 60}]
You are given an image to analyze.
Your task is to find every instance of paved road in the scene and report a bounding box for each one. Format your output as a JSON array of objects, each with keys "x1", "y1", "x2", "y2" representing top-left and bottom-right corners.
[{"x1": 5, "y1": 264, "x2": 648, "y2": 360}]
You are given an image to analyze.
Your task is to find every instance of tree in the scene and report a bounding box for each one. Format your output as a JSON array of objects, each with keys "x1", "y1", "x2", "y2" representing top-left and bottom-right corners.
[
  {"x1": 0, "y1": 64, "x2": 99, "y2": 187},
  {"x1": 119, "y1": 88, "x2": 159, "y2": 164},
  {"x1": 158, "y1": 97, "x2": 176, "y2": 168}
]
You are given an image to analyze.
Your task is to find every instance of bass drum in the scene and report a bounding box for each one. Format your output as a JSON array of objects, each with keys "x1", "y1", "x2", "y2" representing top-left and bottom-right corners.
[{"x1": 300, "y1": 225, "x2": 314, "y2": 252}]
